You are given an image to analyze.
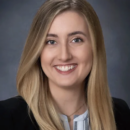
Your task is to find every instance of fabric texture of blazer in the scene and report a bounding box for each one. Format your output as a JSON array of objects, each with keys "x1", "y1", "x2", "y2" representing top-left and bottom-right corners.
[{"x1": 0, "y1": 96, "x2": 130, "y2": 130}]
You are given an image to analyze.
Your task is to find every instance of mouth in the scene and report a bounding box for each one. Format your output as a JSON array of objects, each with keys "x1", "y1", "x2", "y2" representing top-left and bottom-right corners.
[{"x1": 54, "y1": 64, "x2": 78, "y2": 75}]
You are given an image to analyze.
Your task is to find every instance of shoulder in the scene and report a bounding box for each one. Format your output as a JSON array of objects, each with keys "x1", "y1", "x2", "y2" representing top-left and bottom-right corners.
[
  {"x1": 112, "y1": 97, "x2": 130, "y2": 115},
  {"x1": 0, "y1": 96, "x2": 38, "y2": 130},
  {"x1": 0, "y1": 96, "x2": 27, "y2": 120},
  {"x1": 112, "y1": 97, "x2": 130, "y2": 113},
  {"x1": 0, "y1": 96, "x2": 28, "y2": 122},
  {"x1": 112, "y1": 97, "x2": 130, "y2": 130},
  {"x1": 0, "y1": 96, "x2": 27, "y2": 111}
]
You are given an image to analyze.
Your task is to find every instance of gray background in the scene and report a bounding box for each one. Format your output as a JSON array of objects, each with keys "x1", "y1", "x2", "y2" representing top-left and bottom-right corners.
[{"x1": 0, "y1": 0, "x2": 130, "y2": 107}]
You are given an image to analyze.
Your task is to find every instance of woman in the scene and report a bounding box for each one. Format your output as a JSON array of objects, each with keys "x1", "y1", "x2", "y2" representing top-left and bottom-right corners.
[{"x1": 0, "y1": 0, "x2": 130, "y2": 130}]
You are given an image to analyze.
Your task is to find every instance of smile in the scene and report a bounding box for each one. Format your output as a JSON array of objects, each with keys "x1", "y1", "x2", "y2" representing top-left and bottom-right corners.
[
  {"x1": 56, "y1": 65, "x2": 76, "y2": 71},
  {"x1": 54, "y1": 65, "x2": 78, "y2": 75}
]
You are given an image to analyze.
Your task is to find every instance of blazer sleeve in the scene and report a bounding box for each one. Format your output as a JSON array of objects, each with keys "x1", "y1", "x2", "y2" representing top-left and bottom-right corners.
[
  {"x1": 112, "y1": 97, "x2": 130, "y2": 130},
  {"x1": 0, "y1": 96, "x2": 18, "y2": 129},
  {"x1": 0, "y1": 96, "x2": 38, "y2": 130}
]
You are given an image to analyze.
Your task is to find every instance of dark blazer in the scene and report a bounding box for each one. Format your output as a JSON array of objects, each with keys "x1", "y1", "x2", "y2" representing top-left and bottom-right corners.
[{"x1": 0, "y1": 96, "x2": 130, "y2": 130}]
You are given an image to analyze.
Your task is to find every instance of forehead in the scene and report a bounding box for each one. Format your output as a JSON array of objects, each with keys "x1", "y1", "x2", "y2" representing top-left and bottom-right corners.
[{"x1": 48, "y1": 10, "x2": 89, "y2": 35}]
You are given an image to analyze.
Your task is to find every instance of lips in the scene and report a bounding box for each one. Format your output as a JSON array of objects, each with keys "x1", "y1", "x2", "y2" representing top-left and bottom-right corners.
[{"x1": 54, "y1": 64, "x2": 78, "y2": 75}]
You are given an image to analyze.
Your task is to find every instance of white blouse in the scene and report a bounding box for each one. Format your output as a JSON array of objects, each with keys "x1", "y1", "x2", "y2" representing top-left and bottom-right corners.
[{"x1": 59, "y1": 109, "x2": 91, "y2": 130}]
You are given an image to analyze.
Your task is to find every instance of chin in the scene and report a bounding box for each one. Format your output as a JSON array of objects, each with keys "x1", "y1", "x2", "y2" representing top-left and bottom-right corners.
[{"x1": 56, "y1": 82, "x2": 78, "y2": 89}]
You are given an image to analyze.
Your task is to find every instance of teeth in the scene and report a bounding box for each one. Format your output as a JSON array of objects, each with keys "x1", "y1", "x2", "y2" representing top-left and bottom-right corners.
[{"x1": 56, "y1": 65, "x2": 75, "y2": 71}]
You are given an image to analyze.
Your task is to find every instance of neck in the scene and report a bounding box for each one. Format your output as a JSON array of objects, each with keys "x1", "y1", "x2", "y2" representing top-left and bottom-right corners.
[{"x1": 49, "y1": 81, "x2": 87, "y2": 117}]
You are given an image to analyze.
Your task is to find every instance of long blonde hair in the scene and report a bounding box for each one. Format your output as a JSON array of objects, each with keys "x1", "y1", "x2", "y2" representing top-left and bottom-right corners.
[{"x1": 16, "y1": 0, "x2": 117, "y2": 130}]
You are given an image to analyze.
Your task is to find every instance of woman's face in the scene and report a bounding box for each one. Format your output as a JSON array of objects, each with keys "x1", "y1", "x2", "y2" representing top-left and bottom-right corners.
[{"x1": 40, "y1": 10, "x2": 93, "y2": 89}]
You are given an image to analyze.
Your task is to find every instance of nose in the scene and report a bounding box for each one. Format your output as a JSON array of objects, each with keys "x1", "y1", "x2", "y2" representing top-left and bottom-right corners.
[{"x1": 58, "y1": 44, "x2": 72, "y2": 61}]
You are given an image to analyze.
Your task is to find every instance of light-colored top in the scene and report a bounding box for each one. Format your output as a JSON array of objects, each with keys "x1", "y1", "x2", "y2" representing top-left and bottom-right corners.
[{"x1": 59, "y1": 110, "x2": 91, "y2": 130}]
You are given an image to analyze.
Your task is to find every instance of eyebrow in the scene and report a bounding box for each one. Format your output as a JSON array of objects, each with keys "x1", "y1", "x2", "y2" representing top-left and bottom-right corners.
[{"x1": 46, "y1": 31, "x2": 87, "y2": 38}]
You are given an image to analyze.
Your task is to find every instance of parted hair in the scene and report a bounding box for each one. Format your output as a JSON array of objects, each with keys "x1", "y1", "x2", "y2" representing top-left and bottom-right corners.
[{"x1": 16, "y1": 0, "x2": 117, "y2": 130}]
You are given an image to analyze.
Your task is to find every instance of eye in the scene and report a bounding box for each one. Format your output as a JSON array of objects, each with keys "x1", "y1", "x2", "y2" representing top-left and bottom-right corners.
[
  {"x1": 46, "y1": 40, "x2": 56, "y2": 45},
  {"x1": 72, "y1": 38, "x2": 83, "y2": 43}
]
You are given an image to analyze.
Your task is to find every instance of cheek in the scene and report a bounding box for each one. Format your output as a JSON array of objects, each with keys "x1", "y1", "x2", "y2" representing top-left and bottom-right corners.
[
  {"x1": 40, "y1": 49, "x2": 52, "y2": 70},
  {"x1": 80, "y1": 47, "x2": 93, "y2": 77},
  {"x1": 76, "y1": 45, "x2": 93, "y2": 64},
  {"x1": 85, "y1": 50, "x2": 93, "y2": 64}
]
